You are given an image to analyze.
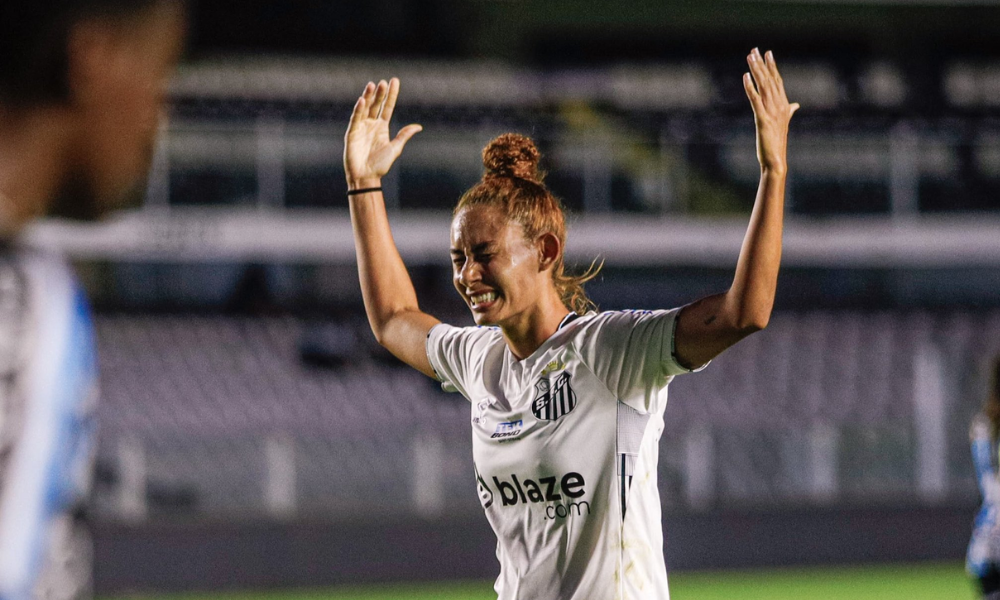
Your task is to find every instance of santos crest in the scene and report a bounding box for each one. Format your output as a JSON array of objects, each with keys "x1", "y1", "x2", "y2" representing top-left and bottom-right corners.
[{"x1": 531, "y1": 371, "x2": 577, "y2": 421}]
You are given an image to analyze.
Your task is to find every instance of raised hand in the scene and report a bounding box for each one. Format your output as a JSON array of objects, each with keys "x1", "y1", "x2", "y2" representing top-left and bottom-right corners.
[
  {"x1": 344, "y1": 78, "x2": 422, "y2": 189},
  {"x1": 743, "y1": 48, "x2": 799, "y2": 173}
]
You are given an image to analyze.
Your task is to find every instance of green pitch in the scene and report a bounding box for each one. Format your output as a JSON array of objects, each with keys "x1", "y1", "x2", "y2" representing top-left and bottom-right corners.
[{"x1": 103, "y1": 562, "x2": 971, "y2": 600}]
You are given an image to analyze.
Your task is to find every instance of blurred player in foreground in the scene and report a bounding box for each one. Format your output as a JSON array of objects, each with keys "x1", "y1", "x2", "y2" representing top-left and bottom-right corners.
[
  {"x1": 969, "y1": 357, "x2": 1000, "y2": 599},
  {"x1": 345, "y1": 48, "x2": 796, "y2": 599},
  {"x1": 0, "y1": 1, "x2": 185, "y2": 598}
]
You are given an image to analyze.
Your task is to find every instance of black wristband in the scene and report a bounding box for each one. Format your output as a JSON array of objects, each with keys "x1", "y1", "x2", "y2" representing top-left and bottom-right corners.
[{"x1": 346, "y1": 187, "x2": 383, "y2": 196}]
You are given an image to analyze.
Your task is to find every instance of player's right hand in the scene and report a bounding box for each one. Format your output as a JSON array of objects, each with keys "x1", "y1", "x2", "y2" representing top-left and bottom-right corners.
[{"x1": 343, "y1": 78, "x2": 422, "y2": 190}]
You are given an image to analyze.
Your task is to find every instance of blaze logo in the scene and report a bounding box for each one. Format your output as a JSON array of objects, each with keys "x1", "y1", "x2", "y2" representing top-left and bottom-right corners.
[
  {"x1": 489, "y1": 472, "x2": 591, "y2": 520},
  {"x1": 531, "y1": 371, "x2": 577, "y2": 421},
  {"x1": 475, "y1": 465, "x2": 494, "y2": 509},
  {"x1": 491, "y1": 419, "x2": 523, "y2": 441}
]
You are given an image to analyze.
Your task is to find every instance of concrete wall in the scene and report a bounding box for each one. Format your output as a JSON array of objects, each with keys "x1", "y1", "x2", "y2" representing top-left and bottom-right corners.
[{"x1": 94, "y1": 503, "x2": 974, "y2": 595}]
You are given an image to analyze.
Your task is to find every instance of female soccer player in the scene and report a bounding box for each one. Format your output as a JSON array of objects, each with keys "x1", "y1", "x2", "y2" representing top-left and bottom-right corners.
[
  {"x1": 345, "y1": 48, "x2": 797, "y2": 599},
  {"x1": 969, "y1": 357, "x2": 1000, "y2": 599}
]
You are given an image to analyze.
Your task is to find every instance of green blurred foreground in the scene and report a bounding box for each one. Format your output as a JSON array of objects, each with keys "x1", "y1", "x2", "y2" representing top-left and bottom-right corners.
[{"x1": 104, "y1": 562, "x2": 971, "y2": 600}]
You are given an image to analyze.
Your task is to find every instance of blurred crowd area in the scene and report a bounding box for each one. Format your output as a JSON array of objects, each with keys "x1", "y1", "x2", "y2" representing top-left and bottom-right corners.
[
  {"x1": 91, "y1": 310, "x2": 999, "y2": 522},
  {"x1": 157, "y1": 56, "x2": 1000, "y2": 216}
]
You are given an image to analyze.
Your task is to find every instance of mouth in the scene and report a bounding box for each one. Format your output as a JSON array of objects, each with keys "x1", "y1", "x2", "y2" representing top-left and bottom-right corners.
[{"x1": 469, "y1": 290, "x2": 499, "y2": 312}]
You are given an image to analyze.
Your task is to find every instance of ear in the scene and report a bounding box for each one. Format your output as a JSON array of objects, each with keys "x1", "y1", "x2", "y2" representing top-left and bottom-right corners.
[{"x1": 536, "y1": 232, "x2": 562, "y2": 272}]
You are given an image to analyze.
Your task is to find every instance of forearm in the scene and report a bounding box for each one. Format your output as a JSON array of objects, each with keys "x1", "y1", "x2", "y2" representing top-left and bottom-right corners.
[
  {"x1": 725, "y1": 166, "x2": 786, "y2": 330},
  {"x1": 349, "y1": 187, "x2": 441, "y2": 377},
  {"x1": 343, "y1": 79, "x2": 438, "y2": 376},
  {"x1": 674, "y1": 48, "x2": 795, "y2": 369},
  {"x1": 348, "y1": 185, "x2": 421, "y2": 339}
]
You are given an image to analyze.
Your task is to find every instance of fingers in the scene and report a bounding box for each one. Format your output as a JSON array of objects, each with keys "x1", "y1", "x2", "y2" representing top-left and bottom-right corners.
[
  {"x1": 746, "y1": 48, "x2": 798, "y2": 115},
  {"x1": 381, "y1": 77, "x2": 400, "y2": 122},
  {"x1": 743, "y1": 72, "x2": 762, "y2": 113},
  {"x1": 347, "y1": 82, "x2": 374, "y2": 138},
  {"x1": 368, "y1": 80, "x2": 388, "y2": 119},
  {"x1": 747, "y1": 48, "x2": 778, "y2": 101},
  {"x1": 361, "y1": 81, "x2": 376, "y2": 109},
  {"x1": 764, "y1": 50, "x2": 783, "y2": 87},
  {"x1": 347, "y1": 95, "x2": 366, "y2": 132},
  {"x1": 392, "y1": 124, "x2": 423, "y2": 150}
]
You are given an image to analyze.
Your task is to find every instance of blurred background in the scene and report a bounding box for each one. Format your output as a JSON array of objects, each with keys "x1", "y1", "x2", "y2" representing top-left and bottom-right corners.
[{"x1": 26, "y1": 0, "x2": 1000, "y2": 597}]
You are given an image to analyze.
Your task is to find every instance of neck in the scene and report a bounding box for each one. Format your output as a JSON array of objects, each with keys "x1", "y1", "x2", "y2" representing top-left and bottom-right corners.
[
  {"x1": 500, "y1": 292, "x2": 572, "y2": 361},
  {"x1": 0, "y1": 107, "x2": 69, "y2": 236}
]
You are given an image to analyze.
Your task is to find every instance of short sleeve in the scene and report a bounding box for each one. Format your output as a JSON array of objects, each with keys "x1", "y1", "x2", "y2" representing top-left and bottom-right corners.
[
  {"x1": 425, "y1": 323, "x2": 499, "y2": 402},
  {"x1": 576, "y1": 309, "x2": 707, "y2": 410}
]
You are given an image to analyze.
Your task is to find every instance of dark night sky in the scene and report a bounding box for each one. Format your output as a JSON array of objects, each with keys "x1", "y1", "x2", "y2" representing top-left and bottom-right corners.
[{"x1": 187, "y1": 0, "x2": 1000, "y2": 63}]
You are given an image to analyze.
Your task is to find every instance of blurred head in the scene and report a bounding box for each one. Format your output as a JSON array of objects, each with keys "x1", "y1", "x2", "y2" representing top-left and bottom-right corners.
[
  {"x1": 450, "y1": 133, "x2": 598, "y2": 327},
  {"x1": 0, "y1": 0, "x2": 186, "y2": 220}
]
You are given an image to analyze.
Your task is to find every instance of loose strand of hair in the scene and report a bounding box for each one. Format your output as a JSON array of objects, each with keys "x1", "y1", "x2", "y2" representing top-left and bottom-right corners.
[{"x1": 555, "y1": 256, "x2": 603, "y2": 315}]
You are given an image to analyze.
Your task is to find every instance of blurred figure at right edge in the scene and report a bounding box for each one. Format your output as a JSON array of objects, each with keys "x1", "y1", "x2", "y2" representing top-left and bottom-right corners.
[{"x1": 969, "y1": 356, "x2": 1000, "y2": 599}]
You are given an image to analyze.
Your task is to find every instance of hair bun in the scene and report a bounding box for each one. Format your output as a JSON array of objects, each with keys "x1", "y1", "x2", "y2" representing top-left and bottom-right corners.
[{"x1": 482, "y1": 133, "x2": 542, "y2": 183}]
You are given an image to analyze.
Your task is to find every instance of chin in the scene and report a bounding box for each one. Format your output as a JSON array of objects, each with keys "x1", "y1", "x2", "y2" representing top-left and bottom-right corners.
[
  {"x1": 470, "y1": 309, "x2": 500, "y2": 327},
  {"x1": 471, "y1": 313, "x2": 493, "y2": 326}
]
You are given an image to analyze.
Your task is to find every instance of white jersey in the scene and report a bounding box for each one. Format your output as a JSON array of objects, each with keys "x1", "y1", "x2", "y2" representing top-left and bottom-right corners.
[{"x1": 426, "y1": 309, "x2": 704, "y2": 600}]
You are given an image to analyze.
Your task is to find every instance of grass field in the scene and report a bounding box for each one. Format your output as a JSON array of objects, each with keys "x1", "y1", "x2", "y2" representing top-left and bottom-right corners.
[{"x1": 104, "y1": 562, "x2": 974, "y2": 600}]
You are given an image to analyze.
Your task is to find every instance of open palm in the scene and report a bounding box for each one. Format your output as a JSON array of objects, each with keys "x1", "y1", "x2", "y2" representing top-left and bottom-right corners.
[{"x1": 344, "y1": 78, "x2": 422, "y2": 187}]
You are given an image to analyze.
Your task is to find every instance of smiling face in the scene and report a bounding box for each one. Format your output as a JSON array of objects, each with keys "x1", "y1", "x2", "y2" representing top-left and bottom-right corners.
[{"x1": 451, "y1": 204, "x2": 554, "y2": 328}]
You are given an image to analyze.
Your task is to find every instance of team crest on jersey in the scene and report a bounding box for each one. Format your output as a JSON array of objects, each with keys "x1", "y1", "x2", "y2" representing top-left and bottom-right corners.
[{"x1": 531, "y1": 371, "x2": 577, "y2": 421}]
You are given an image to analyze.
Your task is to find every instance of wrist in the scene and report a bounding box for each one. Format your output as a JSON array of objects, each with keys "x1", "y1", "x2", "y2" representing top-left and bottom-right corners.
[
  {"x1": 347, "y1": 177, "x2": 382, "y2": 191},
  {"x1": 761, "y1": 163, "x2": 787, "y2": 178}
]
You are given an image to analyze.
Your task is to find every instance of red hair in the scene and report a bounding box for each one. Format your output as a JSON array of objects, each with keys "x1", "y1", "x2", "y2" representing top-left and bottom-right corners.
[{"x1": 455, "y1": 133, "x2": 600, "y2": 315}]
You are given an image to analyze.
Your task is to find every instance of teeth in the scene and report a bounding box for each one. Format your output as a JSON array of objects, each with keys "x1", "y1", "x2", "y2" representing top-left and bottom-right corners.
[{"x1": 471, "y1": 292, "x2": 497, "y2": 305}]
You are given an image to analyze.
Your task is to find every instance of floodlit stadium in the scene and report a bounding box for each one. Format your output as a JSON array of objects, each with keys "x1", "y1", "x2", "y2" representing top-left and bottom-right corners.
[{"x1": 7, "y1": 0, "x2": 1000, "y2": 598}]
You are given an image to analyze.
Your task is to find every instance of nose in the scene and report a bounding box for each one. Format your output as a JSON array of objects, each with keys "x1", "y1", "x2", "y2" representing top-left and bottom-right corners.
[{"x1": 458, "y1": 258, "x2": 481, "y2": 289}]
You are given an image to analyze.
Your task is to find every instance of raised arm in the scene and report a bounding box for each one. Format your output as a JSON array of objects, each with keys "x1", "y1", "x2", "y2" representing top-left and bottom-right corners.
[
  {"x1": 345, "y1": 78, "x2": 440, "y2": 377},
  {"x1": 674, "y1": 48, "x2": 799, "y2": 369}
]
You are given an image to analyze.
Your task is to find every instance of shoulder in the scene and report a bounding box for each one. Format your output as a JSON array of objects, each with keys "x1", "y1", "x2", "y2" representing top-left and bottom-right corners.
[
  {"x1": 565, "y1": 309, "x2": 675, "y2": 357},
  {"x1": 427, "y1": 323, "x2": 504, "y2": 363},
  {"x1": 429, "y1": 323, "x2": 503, "y2": 344},
  {"x1": 575, "y1": 309, "x2": 679, "y2": 334}
]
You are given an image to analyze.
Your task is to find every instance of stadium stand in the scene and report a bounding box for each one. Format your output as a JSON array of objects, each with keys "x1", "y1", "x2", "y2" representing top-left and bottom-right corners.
[{"x1": 92, "y1": 310, "x2": 1000, "y2": 519}]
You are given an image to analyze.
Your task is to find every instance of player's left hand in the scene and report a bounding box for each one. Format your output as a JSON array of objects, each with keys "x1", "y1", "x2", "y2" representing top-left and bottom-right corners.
[{"x1": 744, "y1": 48, "x2": 799, "y2": 174}]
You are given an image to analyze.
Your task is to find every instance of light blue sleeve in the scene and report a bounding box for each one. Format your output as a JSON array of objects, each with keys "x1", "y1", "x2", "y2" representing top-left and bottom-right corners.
[
  {"x1": 0, "y1": 274, "x2": 96, "y2": 600},
  {"x1": 971, "y1": 415, "x2": 998, "y2": 502}
]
